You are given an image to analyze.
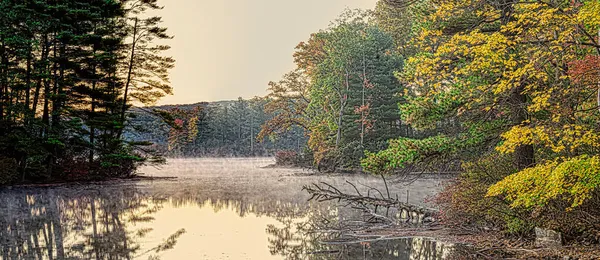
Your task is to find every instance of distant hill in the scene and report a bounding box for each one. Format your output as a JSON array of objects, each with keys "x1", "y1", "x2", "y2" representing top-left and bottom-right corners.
[{"x1": 125, "y1": 99, "x2": 307, "y2": 157}]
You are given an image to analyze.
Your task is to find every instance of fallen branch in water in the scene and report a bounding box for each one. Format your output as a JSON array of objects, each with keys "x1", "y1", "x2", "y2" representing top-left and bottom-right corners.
[{"x1": 302, "y1": 181, "x2": 438, "y2": 225}]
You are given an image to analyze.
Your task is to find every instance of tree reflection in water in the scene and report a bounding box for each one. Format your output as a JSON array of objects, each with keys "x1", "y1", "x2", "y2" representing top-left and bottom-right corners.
[
  {"x1": 0, "y1": 184, "x2": 184, "y2": 260},
  {"x1": 0, "y1": 176, "x2": 461, "y2": 260},
  {"x1": 263, "y1": 203, "x2": 461, "y2": 260},
  {"x1": 156, "y1": 183, "x2": 461, "y2": 260}
]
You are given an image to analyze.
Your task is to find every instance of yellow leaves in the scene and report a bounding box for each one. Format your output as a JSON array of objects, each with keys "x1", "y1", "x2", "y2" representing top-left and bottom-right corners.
[
  {"x1": 498, "y1": 124, "x2": 600, "y2": 155},
  {"x1": 497, "y1": 125, "x2": 550, "y2": 154},
  {"x1": 407, "y1": 0, "x2": 590, "y2": 101},
  {"x1": 487, "y1": 155, "x2": 600, "y2": 210},
  {"x1": 394, "y1": 0, "x2": 600, "y2": 222},
  {"x1": 578, "y1": 1, "x2": 600, "y2": 29},
  {"x1": 487, "y1": 158, "x2": 558, "y2": 208},
  {"x1": 529, "y1": 90, "x2": 552, "y2": 113}
]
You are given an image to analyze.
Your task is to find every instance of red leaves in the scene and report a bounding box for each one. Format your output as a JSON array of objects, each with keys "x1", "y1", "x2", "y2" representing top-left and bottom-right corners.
[
  {"x1": 354, "y1": 104, "x2": 371, "y2": 114},
  {"x1": 174, "y1": 118, "x2": 184, "y2": 128},
  {"x1": 166, "y1": 106, "x2": 202, "y2": 151},
  {"x1": 568, "y1": 55, "x2": 600, "y2": 87},
  {"x1": 354, "y1": 103, "x2": 375, "y2": 132},
  {"x1": 362, "y1": 77, "x2": 375, "y2": 89}
]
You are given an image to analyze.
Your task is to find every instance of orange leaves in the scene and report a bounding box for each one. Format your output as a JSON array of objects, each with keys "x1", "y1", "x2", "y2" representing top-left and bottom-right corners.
[
  {"x1": 568, "y1": 55, "x2": 600, "y2": 87},
  {"x1": 354, "y1": 104, "x2": 375, "y2": 132},
  {"x1": 166, "y1": 106, "x2": 202, "y2": 151},
  {"x1": 354, "y1": 104, "x2": 371, "y2": 114},
  {"x1": 293, "y1": 34, "x2": 327, "y2": 77},
  {"x1": 258, "y1": 70, "x2": 310, "y2": 142}
]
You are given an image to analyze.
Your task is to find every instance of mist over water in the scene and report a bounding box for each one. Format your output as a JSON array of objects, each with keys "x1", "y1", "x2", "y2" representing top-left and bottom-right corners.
[{"x1": 0, "y1": 158, "x2": 457, "y2": 259}]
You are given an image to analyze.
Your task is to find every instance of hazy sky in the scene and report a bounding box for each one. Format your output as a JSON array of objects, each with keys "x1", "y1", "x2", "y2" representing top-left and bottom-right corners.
[{"x1": 157, "y1": 0, "x2": 378, "y2": 105}]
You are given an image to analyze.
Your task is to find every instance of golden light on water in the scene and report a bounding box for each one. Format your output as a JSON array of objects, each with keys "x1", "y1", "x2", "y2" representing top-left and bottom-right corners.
[
  {"x1": 0, "y1": 158, "x2": 454, "y2": 259},
  {"x1": 138, "y1": 200, "x2": 285, "y2": 259}
]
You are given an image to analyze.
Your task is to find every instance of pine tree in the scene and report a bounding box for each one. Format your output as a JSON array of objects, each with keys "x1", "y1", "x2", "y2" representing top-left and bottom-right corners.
[{"x1": 0, "y1": 0, "x2": 172, "y2": 183}]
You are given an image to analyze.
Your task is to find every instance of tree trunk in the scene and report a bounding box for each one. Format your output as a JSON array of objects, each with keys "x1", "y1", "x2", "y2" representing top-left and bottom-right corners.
[
  {"x1": 25, "y1": 45, "x2": 32, "y2": 122},
  {"x1": 120, "y1": 17, "x2": 138, "y2": 134},
  {"x1": 250, "y1": 114, "x2": 254, "y2": 154},
  {"x1": 42, "y1": 43, "x2": 51, "y2": 137},
  {"x1": 32, "y1": 35, "x2": 49, "y2": 124},
  {"x1": 597, "y1": 29, "x2": 600, "y2": 113},
  {"x1": 512, "y1": 84, "x2": 534, "y2": 169},
  {"x1": 90, "y1": 46, "x2": 98, "y2": 164},
  {"x1": 52, "y1": 42, "x2": 65, "y2": 131},
  {"x1": 361, "y1": 54, "x2": 366, "y2": 146},
  {"x1": 0, "y1": 39, "x2": 6, "y2": 121},
  {"x1": 51, "y1": 35, "x2": 58, "y2": 129},
  {"x1": 336, "y1": 106, "x2": 343, "y2": 147},
  {"x1": 336, "y1": 69, "x2": 350, "y2": 148}
]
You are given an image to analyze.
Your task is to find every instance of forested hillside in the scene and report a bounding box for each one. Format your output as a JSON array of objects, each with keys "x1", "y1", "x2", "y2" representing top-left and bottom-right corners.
[{"x1": 127, "y1": 98, "x2": 307, "y2": 157}]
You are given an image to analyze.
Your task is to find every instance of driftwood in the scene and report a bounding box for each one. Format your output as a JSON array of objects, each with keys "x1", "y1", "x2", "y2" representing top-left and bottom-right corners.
[{"x1": 302, "y1": 181, "x2": 438, "y2": 225}]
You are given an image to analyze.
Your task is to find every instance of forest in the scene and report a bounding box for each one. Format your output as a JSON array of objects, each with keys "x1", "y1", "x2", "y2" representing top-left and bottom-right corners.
[
  {"x1": 126, "y1": 99, "x2": 307, "y2": 157},
  {"x1": 1, "y1": 0, "x2": 600, "y2": 250},
  {"x1": 0, "y1": 0, "x2": 173, "y2": 184},
  {"x1": 256, "y1": 0, "x2": 600, "y2": 247}
]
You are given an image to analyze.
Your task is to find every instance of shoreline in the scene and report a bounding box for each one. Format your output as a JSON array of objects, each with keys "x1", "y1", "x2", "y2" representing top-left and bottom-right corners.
[{"x1": 1, "y1": 175, "x2": 178, "y2": 189}]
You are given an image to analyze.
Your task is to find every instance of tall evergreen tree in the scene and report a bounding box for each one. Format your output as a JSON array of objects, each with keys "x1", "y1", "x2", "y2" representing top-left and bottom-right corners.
[{"x1": 0, "y1": 0, "x2": 173, "y2": 184}]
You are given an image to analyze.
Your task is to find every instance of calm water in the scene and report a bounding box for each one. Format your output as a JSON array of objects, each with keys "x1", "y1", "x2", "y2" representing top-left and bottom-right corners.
[{"x1": 0, "y1": 158, "x2": 461, "y2": 260}]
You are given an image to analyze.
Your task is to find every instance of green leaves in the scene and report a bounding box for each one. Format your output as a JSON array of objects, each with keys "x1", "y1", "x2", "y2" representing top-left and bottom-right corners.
[
  {"x1": 362, "y1": 135, "x2": 454, "y2": 174},
  {"x1": 296, "y1": 11, "x2": 405, "y2": 167},
  {"x1": 0, "y1": 0, "x2": 171, "y2": 182}
]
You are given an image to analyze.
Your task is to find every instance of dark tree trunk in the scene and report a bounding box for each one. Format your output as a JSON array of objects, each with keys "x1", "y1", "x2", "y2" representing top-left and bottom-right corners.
[
  {"x1": 0, "y1": 39, "x2": 6, "y2": 121},
  {"x1": 119, "y1": 17, "x2": 138, "y2": 138},
  {"x1": 52, "y1": 42, "x2": 65, "y2": 131},
  {"x1": 90, "y1": 46, "x2": 97, "y2": 163},
  {"x1": 32, "y1": 35, "x2": 49, "y2": 124},
  {"x1": 512, "y1": 84, "x2": 535, "y2": 169},
  {"x1": 25, "y1": 45, "x2": 32, "y2": 121}
]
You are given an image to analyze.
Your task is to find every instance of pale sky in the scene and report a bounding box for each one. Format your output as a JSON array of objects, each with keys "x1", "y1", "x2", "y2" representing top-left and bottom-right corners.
[{"x1": 157, "y1": 0, "x2": 378, "y2": 105}]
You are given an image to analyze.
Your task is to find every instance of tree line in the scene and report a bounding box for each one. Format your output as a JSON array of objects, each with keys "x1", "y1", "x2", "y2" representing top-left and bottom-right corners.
[
  {"x1": 127, "y1": 98, "x2": 307, "y2": 158},
  {"x1": 0, "y1": 0, "x2": 173, "y2": 184},
  {"x1": 151, "y1": 10, "x2": 422, "y2": 167}
]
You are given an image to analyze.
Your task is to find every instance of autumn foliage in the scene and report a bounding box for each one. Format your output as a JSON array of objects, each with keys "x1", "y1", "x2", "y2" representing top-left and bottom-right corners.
[{"x1": 362, "y1": 0, "x2": 600, "y2": 242}]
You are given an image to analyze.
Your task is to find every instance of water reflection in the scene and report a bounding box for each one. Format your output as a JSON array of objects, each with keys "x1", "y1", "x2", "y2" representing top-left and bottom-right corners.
[
  {"x1": 0, "y1": 158, "x2": 461, "y2": 259},
  {"x1": 0, "y1": 185, "x2": 183, "y2": 260},
  {"x1": 264, "y1": 207, "x2": 459, "y2": 260}
]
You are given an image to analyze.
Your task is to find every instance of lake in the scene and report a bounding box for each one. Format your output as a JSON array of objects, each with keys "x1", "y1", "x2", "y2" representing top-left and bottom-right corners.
[{"x1": 0, "y1": 158, "x2": 463, "y2": 259}]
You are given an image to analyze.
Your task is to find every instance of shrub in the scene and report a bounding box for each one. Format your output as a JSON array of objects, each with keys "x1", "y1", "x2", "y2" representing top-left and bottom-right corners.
[
  {"x1": 432, "y1": 152, "x2": 534, "y2": 235},
  {"x1": 0, "y1": 157, "x2": 19, "y2": 185},
  {"x1": 488, "y1": 155, "x2": 600, "y2": 241},
  {"x1": 275, "y1": 150, "x2": 298, "y2": 166},
  {"x1": 488, "y1": 155, "x2": 600, "y2": 210}
]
